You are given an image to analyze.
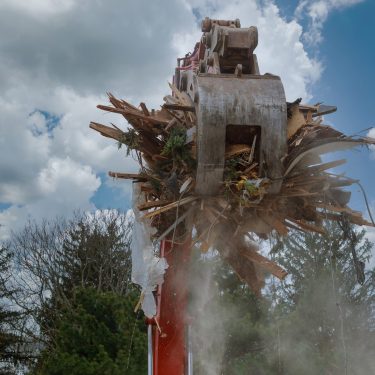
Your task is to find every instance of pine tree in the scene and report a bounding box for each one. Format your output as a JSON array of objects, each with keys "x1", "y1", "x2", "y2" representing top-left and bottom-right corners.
[
  {"x1": 190, "y1": 253, "x2": 274, "y2": 375},
  {"x1": 59, "y1": 214, "x2": 132, "y2": 295},
  {"x1": 32, "y1": 212, "x2": 134, "y2": 350},
  {"x1": 7, "y1": 211, "x2": 147, "y2": 373},
  {"x1": 270, "y1": 221, "x2": 375, "y2": 375},
  {"x1": 34, "y1": 288, "x2": 147, "y2": 375}
]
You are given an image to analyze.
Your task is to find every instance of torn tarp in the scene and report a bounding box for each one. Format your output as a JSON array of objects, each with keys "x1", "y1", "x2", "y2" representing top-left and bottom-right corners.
[{"x1": 131, "y1": 182, "x2": 168, "y2": 318}]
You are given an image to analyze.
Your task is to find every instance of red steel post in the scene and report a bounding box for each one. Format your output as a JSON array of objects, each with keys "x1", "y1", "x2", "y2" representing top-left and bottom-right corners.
[{"x1": 152, "y1": 238, "x2": 192, "y2": 375}]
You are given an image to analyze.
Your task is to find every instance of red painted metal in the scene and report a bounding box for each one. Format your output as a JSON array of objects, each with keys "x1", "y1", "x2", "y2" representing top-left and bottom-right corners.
[
  {"x1": 176, "y1": 42, "x2": 205, "y2": 71},
  {"x1": 152, "y1": 238, "x2": 192, "y2": 375}
]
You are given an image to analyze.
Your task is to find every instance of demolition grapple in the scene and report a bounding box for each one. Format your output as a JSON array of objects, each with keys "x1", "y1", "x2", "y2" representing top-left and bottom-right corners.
[{"x1": 175, "y1": 17, "x2": 287, "y2": 195}]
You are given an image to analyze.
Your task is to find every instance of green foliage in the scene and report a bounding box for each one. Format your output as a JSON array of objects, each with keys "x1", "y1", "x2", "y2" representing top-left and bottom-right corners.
[
  {"x1": 269, "y1": 221, "x2": 375, "y2": 374},
  {"x1": 191, "y1": 222, "x2": 375, "y2": 374},
  {"x1": 60, "y1": 216, "x2": 132, "y2": 294},
  {"x1": 7, "y1": 212, "x2": 143, "y2": 373},
  {"x1": 224, "y1": 157, "x2": 240, "y2": 182},
  {"x1": 161, "y1": 127, "x2": 186, "y2": 156},
  {"x1": 161, "y1": 127, "x2": 195, "y2": 169},
  {"x1": 190, "y1": 255, "x2": 274, "y2": 375},
  {"x1": 216, "y1": 262, "x2": 274, "y2": 375},
  {"x1": 117, "y1": 129, "x2": 139, "y2": 156},
  {"x1": 35, "y1": 212, "x2": 133, "y2": 347},
  {"x1": 27, "y1": 213, "x2": 149, "y2": 374},
  {"x1": 5, "y1": 211, "x2": 375, "y2": 374},
  {"x1": 0, "y1": 246, "x2": 22, "y2": 373},
  {"x1": 34, "y1": 288, "x2": 147, "y2": 375}
]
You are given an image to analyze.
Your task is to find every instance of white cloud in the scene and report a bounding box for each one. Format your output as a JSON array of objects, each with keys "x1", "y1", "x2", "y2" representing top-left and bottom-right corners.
[
  {"x1": 0, "y1": 157, "x2": 100, "y2": 239},
  {"x1": 0, "y1": 0, "x2": 195, "y2": 97},
  {"x1": 0, "y1": 84, "x2": 129, "y2": 201},
  {"x1": 0, "y1": 0, "x2": 76, "y2": 17},
  {"x1": 0, "y1": 0, "x2": 334, "y2": 238},
  {"x1": 295, "y1": 0, "x2": 364, "y2": 44},
  {"x1": 0, "y1": 83, "x2": 141, "y2": 238},
  {"x1": 0, "y1": 0, "x2": 197, "y2": 238},
  {"x1": 37, "y1": 157, "x2": 99, "y2": 195},
  {"x1": 179, "y1": 1, "x2": 322, "y2": 100}
]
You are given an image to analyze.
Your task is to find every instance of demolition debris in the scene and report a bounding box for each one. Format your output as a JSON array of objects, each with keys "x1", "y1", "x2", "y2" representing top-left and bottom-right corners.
[{"x1": 90, "y1": 18, "x2": 375, "y2": 295}]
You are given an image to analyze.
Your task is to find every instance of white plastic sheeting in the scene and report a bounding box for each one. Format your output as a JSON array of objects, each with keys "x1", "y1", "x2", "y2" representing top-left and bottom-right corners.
[{"x1": 131, "y1": 182, "x2": 168, "y2": 318}]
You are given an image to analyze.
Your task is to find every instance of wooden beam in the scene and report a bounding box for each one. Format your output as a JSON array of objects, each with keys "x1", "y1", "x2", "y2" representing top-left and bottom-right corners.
[
  {"x1": 286, "y1": 217, "x2": 326, "y2": 234},
  {"x1": 90, "y1": 122, "x2": 124, "y2": 141},
  {"x1": 108, "y1": 171, "x2": 147, "y2": 181},
  {"x1": 240, "y1": 249, "x2": 287, "y2": 280},
  {"x1": 225, "y1": 144, "x2": 251, "y2": 159},
  {"x1": 137, "y1": 199, "x2": 173, "y2": 211},
  {"x1": 287, "y1": 106, "x2": 306, "y2": 139},
  {"x1": 140, "y1": 102, "x2": 150, "y2": 116},
  {"x1": 97, "y1": 105, "x2": 168, "y2": 125},
  {"x1": 142, "y1": 196, "x2": 198, "y2": 219},
  {"x1": 163, "y1": 104, "x2": 195, "y2": 112},
  {"x1": 90, "y1": 122, "x2": 161, "y2": 157}
]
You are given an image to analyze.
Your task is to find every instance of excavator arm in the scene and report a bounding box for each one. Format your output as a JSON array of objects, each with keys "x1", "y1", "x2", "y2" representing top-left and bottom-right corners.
[
  {"x1": 152, "y1": 17, "x2": 287, "y2": 375},
  {"x1": 89, "y1": 16, "x2": 372, "y2": 375}
]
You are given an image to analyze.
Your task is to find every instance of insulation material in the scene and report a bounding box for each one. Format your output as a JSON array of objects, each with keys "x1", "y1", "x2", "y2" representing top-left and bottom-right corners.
[{"x1": 131, "y1": 182, "x2": 168, "y2": 318}]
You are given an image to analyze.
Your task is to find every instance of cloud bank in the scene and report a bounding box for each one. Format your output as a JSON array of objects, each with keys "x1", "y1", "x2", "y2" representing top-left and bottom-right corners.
[{"x1": 0, "y1": 0, "x2": 362, "y2": 238}]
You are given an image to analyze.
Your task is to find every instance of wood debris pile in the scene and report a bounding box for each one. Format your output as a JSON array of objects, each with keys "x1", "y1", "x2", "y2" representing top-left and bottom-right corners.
[{"x1": 90, "y1": 87, "x2": 375, "y2": 294}]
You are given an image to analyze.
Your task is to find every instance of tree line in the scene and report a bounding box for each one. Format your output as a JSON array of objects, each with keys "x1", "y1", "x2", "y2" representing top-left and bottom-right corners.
[
  {"x1": 1, "y1": 211, "x2": 375, "y2": 374},
  {"x1": 0, "y1": 211, "x2": 146, "y2": 374}
]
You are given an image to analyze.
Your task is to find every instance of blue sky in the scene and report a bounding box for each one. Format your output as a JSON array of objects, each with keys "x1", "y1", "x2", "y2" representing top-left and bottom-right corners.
[
  {"x1": 85, "y1": 0, "x2": 375, "y2": 214},
  {"x1": 90, "y1": 173, "x2": 131, "y2": 211},
  {"x1": 0, "y1": 0, "x2": 374, "y2": 239},
  {"x1": 307, "y1": 0, "x2": 375, "y2": 214}
]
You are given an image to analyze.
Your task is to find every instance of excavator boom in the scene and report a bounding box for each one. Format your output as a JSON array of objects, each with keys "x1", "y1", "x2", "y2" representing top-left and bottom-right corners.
[
  {"x1": 89, "y1": 15, "x2": 375, "y2": 375},
  {"x1": 153, "y1": 17, "x2": 287, "y2": 374}
]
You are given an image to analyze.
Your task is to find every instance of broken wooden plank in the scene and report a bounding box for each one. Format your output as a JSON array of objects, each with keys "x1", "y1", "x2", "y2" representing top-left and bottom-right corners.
[
  {"x1": 240, "y1": 248, "x2": 287, "y2": 280},
  {"x1": 313, "y1": 104, "x2": 337, "y2": 117},
  {"x1": 163, "y1": 94, "x2": 179, "y2": 104},
  {"x1": 140, "y1": 102, "x2": 150, "y2": 116},
  {"x1": 204, "y1": 206, "x2": 219, "y2": 224},
  {"x1": 108, "y1": 171, "x2": 147, "y2": 181},
  {"x1": 142, "y1": 196, "x2": 198, "y2": 219},
  {"x1": 90, "y1": 122, "x2": 124, "y2": 141},
  {"x1": 155, "y1": 207, "x2": 195, "y2": 242},
  {"x1": 315, "y1": 203, "x2": 360, "y2": 214},
  {"x1": 137, "y1": 199, "x2": 173, "y2": 211},
  {"x1": 298, "y1": 104, "x2": 318, "y2": 113},
  {"x1": 225, "y1": 144, "x2": 251, "y2": 158},
  {"x1": 97, "y1": 104, "x2": 169, "y2": 125},
  {"x1": 163, "y1": 103, "x2": 195, "y2": 112},
  {"x1": 168, "y1": 82, "x2": 191, "y2": 105},
  {"x1": 163, "y1": 107, "x2": 186, "y2": 125},
  {"x1": 305, "y1": 159, "x2": 347, "y2": 174},
  {"x1": 257, "y1": 211, "x2": 288, "y2": 236},
  {"x1": 108, "y1": 93, "x2": 139, "y2": 112},
  {"x1": 286, "y1": 217, "x2": 326, "y2": 234},
  {"x1": 322, "y1": 212, "x2": 375, "y2": 227},
  {"x1": 166, "y1": 117, "x2": 179, "y2": 131},
  {"x1": 285, "y1": 139, "x2": 366, "y2": 176},
  {"x1": 90, "y1": 122, "x2": 161, "y2": 157},
  {"x1": 287, "y1": 106, "x2": 306, "y2": 139}
]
